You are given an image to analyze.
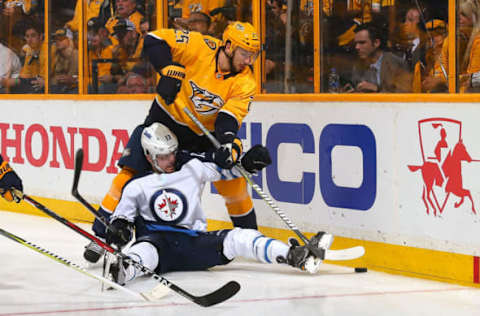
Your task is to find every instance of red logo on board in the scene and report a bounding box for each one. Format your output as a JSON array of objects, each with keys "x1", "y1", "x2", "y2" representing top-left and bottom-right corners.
[{"x1": 408, "y1": 118, "x2": 477, "y2": 216}]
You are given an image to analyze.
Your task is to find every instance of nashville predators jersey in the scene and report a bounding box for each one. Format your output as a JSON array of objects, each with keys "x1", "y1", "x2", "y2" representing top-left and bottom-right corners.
[{"x1": 147, "y1": 28, "x2": 256, "y2": 136}]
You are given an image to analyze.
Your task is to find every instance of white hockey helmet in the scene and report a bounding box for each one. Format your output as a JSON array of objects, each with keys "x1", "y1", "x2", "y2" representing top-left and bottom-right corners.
[{"x1": 141, "y1": 123, "x2": 178, "y2": 172}]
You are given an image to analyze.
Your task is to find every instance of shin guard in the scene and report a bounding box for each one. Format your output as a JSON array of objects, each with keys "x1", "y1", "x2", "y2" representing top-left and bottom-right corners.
[{"x1": 223, "y1": 228, "x2": 289, "y2": 264}]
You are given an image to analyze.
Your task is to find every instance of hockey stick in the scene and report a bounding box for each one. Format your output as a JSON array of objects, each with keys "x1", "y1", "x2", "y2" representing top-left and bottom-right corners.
[
  {"x1": 182, "y1": 107, "x2": 325, "y2": 259},
  {"x1": 71, "y1": 148, "x2": 240, "y2": 307},
  {"x1": 21, "y1": 193, "x2": 169, "y2": 300},
  {"x1": 0, "y1": 226, "x2": 145, "y2": 300},
  {"x1": 71, "y1": 154, "x2": 110, "y2": 228},
  {"x1": 325, "y1": 246, "x2": 365, "y2": 261}
]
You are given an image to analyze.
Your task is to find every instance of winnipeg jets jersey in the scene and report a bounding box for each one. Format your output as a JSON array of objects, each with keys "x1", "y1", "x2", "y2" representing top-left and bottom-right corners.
[{"x1": 111, "y1": 158, "x2": 240, "y2": 232}]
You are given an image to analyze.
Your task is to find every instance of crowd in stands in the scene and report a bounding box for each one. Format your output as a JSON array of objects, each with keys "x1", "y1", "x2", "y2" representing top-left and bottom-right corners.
[
  {"x1": 1, "y1": 0, "x2": 480, "y2": 94},
  {"x1": 321, "y1": 0, "x2": 449, "y2": 93}
]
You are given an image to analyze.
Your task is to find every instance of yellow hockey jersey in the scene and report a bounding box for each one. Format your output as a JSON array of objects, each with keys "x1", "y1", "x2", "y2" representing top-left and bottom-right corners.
[{"x1": 147, "y1": 28, "x2": 256, "y2": 136}]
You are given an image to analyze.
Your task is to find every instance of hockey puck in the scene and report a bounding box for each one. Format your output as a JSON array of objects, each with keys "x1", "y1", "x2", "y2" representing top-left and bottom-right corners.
[{"x1": 354, "y1": 267, "x2": 368, "y2": 273}]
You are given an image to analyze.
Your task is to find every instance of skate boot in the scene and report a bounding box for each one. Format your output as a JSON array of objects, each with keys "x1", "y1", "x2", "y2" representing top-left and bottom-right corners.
[
  {"x1": 110, "y1": 256, "x2": 129, "y2": 286},
  {"x1": 83, "y1": 240, "x2": 106, "y2": 263},
  {"x1": 280, "y1": 232, "x2": 334, "y2": 273}
]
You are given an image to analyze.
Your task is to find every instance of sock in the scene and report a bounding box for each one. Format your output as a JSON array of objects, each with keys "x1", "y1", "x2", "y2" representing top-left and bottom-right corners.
[{"x1": 223, "y1": 228, "x2": 289, "y2": 264}]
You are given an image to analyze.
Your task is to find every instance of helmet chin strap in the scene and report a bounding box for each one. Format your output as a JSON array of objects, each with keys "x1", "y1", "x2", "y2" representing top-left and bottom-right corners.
[
  {"x1": 148, "y1": 155, "x2": 166, "y2": 174},
  {"x1": 153, "y1": 164, "x2": 166, "y2": 174}
]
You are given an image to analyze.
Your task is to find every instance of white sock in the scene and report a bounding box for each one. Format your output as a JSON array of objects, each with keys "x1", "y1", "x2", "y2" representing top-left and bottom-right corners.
[
  {"x1": 223, "y1": 228, "x2": 289, "y2": 264},
  {"x1": 124, "y1": 242, "x2": 159, "y2": 282}
]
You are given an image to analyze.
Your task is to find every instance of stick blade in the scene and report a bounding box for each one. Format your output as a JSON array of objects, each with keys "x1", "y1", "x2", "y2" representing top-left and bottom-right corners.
[
  {"x1": 72, "y1": 148, "x2": 84, "y2": 196},
  {"x1": 141, "y1": 283, "x2": 171, "y2": 301},
  {"x1": 194, "y1": 281, "x2": 240, "y2": 307},
  {"x1": 324, "y1": 246, "x2": 365, "y2": 261}
]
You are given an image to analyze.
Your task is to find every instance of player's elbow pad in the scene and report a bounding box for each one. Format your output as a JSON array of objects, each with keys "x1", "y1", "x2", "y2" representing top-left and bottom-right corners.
[{"x1": 144, "y1": 35, "x2": 174, "y2": 71}]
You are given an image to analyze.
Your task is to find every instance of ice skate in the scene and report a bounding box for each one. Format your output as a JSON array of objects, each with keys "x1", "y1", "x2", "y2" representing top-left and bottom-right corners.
[
  {"x1": 83, "y1": 240, "x2": 106, "y2": 263},
  {"x1": 109, "y1": 256, "x2": 128, "y2": 286},
  {"x1": 278, "y1": 232, "x2": 334, "y2": 273}
]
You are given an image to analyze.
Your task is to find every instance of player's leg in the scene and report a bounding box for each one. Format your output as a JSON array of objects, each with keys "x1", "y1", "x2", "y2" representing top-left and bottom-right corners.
[
  {"x1": 222, "y1": 228, "x2": 287, "y2": 263},
  {"x1": 223, "y1": 228, "x2": 334, "y2": 273},
  {"x1": 110, "y1": 241, "x2": 159, "y2": 285},
  {"x1": 111, "y1": 230, "x2": 232, "y2": 284},
  {"x1": 84, "y1": 124, "x2": 151, "y2": 263},
  {"x1": 213, "y1": 177, "x2": 258, "y2": 229},
  {"x1": 280, "y1": 232, "x2": 334, "y2": 273}
]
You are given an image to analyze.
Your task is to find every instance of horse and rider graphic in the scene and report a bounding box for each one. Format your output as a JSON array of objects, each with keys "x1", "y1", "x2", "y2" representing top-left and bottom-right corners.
[{"x1": 408, "y1": 118, "x2": 478, "y2": 216}]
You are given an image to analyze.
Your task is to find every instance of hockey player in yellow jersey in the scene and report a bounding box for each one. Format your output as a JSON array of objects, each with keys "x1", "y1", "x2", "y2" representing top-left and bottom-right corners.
[
  {"x1": 0, "y1": 155, "x2": 23, "y2": 203},
  {"x1": 83, "y1": 21, "x2": 263, "y2": 264}
]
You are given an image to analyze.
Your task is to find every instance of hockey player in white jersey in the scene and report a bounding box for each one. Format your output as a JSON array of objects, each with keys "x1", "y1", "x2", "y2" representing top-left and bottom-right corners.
[{"x1": 106, "y1": 123, "x2": 334, "y2": 285}]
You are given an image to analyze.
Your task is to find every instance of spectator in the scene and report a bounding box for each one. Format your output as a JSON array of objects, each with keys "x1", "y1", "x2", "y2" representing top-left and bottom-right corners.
[
  {"x1": 270, "y1": 0, "x2": 287, "y2": 24},
  {"x1": 457, "y1": 0, "x2": 480, "y2": 92},
  {"x1": 126, "y1": 72, "x2": 148, "y2": 93},
  {"x1": 140, "y1": 16, "x2": 150, "y2": 37},
  {"x1": 350, "y1": 23, "x2": 412, "y2": 93},
  {"x1": 1, "y1": 0, "x2": 40, "y2": 52},
  {"x1": 264, "y1": 0, "x2": 287, "y2": 92},
  {"x1": 116, "y1": 72, "x2": 149, "y2": 93},
  {"x1": 181, "y1": 0, "x2": 226, "y2": 18},
  {"x1": 2, "y1": 0, "x2": 38, "y2": 16},
  {"x1": 1, "y1": 22, "x2": 46, "y2": 93},
  {"x1": 65, "y1": 0, "x2": 113, "y2": 32},
  {"x1": 105, "y1": 0, "x2": 144, "y2": 44},
  {"x1": 419, "y1": 19, "x2": 448, "y2": 93},
  {"x1": 111, "y1": 19, "x2": 145, "y2": 86},
  {"x1": 322, "y1": 1, "x2": 361, "y2": 92},
  {"x1": 50, "y1": 28, "x2": 78, "y2": 94},
  {"x1": 0, "y1": 41, "x2": 21, "y2": 93},
  {"x1": 87, "y1": 18, "x2": 115, "y2": 94},
  {"x1": 174, "y1": 11, "x2": 212, "y2": 35},
  {"x1": 393, "y1": 6, "x2": 426, "y2": 70}
]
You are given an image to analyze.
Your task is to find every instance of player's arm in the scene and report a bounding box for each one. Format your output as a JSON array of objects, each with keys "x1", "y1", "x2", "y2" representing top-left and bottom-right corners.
[
  {"x1": 187, "y1": 145, "x2": 272, "y2": 183},
  {"x1": 106, "y1": 181, "x2": 140, "y2": 248},
  {"x1": 175, "y1": 143, "x2": 242, "y2": 170},
  {"x1": 0, "y1": 155, "x2": 23, "y2": 203},
  {"x1": 213, "y1": 77, "x2": 256, "y2": 169},
  {"x1": 144, "y1": 30, "x2": 186, "y2": 105}
]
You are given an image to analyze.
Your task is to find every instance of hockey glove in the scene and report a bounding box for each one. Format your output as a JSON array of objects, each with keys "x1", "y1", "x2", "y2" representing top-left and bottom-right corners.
[
  {"x1": 241, "y1": 145, "x2": 272, "y2": 173},
  {"x1": 157, "y1": 63, "x2": 185, "y2": 105},
  {"x1": 0, "y1": 157, "x2": 23, "y2": 203},
  {"x1": 213, "y1": 138, "x2": 243, "y2": 169},
  {"x1": 106, "y1": 219, "x2": 133, "y2": 248}
]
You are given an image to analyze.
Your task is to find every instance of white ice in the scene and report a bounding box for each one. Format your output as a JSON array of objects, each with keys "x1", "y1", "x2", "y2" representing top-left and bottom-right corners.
[{"x1": 1, "y1": 211, "x2": 480, "y2": 316}]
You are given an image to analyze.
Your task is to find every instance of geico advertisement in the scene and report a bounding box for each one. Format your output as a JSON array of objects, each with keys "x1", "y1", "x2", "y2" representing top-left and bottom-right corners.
[{"x1": 1, "y1": 100, "x2": 480, "y2": 255}]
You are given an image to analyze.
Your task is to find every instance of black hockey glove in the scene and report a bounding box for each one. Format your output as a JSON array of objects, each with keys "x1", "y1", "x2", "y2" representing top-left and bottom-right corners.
[
  {"x1": 0, "y1": 156, "x2": 23, "y2": 203},
  {"x1": 157, "y1": 63, "x2": 185, "y2": 105},
  {"x1": 213, "y1": 138, "x2": 243, "y2": 169},
  {"x1": 241, "y1": 145, "x2": 272, "y2": 173},
  {"x1": 106, "y1": 219, "x2": 133, "y2": 248}
]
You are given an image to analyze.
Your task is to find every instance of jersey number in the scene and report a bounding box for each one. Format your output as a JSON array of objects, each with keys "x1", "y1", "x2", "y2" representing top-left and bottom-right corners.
[{"x1": 175, "y1": 30, "x2": 190, "y2": 43}]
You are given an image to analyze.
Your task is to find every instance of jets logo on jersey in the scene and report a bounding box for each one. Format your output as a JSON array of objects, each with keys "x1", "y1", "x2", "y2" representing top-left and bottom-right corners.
[
  {"x1": 149, "y1": 188, "x2": 188, "y2": 224},
  {"x1": 190, "y1": 81, "x2": 224, "y2": 115}
]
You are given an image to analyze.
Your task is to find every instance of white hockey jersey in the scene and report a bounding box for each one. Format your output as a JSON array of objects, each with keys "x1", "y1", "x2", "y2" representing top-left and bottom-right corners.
[{"x1": 111, "y1": 158, "x2": 240, "y2": 233}]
